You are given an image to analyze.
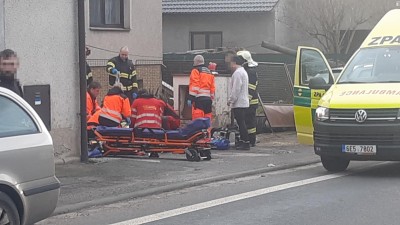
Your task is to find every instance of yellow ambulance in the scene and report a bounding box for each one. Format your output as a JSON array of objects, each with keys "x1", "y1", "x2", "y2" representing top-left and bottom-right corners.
[{"x1": 293, "y1": 9, "x2": 400, "y2": 171}]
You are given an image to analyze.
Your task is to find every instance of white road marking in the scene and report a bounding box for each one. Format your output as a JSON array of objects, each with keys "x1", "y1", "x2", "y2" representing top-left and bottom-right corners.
[
  {"x1": 110, "y1": 171, "x2": 350, "y2": 225},
  {"x1": 130, "y1": 159, "x2": 160, "y2": 163}
]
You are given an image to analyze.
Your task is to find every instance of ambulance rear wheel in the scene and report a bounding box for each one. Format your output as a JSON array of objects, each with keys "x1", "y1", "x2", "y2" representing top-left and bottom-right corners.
[
  {"x1": 200, "y1": 150, "x2": 212, "y2": 161},
  {"x1": 321, "y1": 156, "x2": 350, "y2": 172},
  {"x1": 186, "y1": 149, "x2": 200, "y2": 162}
]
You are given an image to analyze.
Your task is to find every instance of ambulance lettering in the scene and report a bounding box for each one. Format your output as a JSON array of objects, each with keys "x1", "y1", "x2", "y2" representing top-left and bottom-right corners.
[
  {"x1": 339, "y1": 90, "x2": 400, "y2": 95},
  {"x1": 368, "y1": 35, "x2": 400, "y2": 46},
  {"x1": 380, "y1": 36, "x2": 393, "y2": 44},
  {"x1": 392, "y1": 36, "x2": 400, "y2": 44},
  {"x1": 368, "y1": 37, "x2": 381, "y2": 46}
]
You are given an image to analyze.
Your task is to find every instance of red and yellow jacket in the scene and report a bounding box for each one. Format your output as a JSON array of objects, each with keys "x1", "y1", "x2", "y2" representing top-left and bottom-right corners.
[
  {"x1": 189, "y1": 65, "x2": 215, "y2": 100},
  {"x1": 131, "y1": 96, "x2": 166, "y2": 128}
]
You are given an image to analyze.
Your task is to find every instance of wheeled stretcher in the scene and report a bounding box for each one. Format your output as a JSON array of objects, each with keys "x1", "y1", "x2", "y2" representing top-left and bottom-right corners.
[{"x1": 93, "y1": 118, "x2": 212, "y2": 161}]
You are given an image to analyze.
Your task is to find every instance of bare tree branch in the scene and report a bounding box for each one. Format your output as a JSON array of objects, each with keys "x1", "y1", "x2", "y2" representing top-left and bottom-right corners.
[{"x1": 276, "y1": 0, "x2": 371, "y2": 55}]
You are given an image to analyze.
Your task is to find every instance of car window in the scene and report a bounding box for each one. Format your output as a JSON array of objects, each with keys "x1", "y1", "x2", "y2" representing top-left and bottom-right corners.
[
  {"x1": 300, "y1": 49, "x2": 333, "y2": 85},
  {"x1": 0, "y1": 95, "x2": 39, "y2": 138},
  {"x1": 338, "y1": 47, "x2": 400, "y2": 83}
]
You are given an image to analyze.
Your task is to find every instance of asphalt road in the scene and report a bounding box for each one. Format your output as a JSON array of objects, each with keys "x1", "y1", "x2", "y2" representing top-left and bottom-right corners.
[{"x1": 38, "y1": 161, "x2": 400, "y2": 225}]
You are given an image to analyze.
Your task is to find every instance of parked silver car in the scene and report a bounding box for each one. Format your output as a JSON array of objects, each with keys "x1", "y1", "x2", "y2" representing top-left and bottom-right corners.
[{"x1": 0, "y1": 87, "x2": 60, "y2": 225}]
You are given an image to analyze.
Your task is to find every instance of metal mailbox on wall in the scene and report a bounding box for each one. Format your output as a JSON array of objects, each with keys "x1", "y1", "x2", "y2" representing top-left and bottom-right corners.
[{"x1": 23, "y1": 85, "x2": 51, "y2": 131}]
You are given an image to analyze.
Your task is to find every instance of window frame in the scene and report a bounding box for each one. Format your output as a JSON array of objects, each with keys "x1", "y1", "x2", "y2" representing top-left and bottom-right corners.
[
  {"x1": 89, "y1": 0, "x2": 126, "y2": 29},
  {"x1": 190, "y1": 32, "x2": 223, "y2": 50}
]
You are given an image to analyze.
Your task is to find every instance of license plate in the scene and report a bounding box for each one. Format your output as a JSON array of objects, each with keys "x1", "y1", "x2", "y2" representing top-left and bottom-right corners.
[{"x1": 342, "y1": 145, "x2": 376, "y2": 155}]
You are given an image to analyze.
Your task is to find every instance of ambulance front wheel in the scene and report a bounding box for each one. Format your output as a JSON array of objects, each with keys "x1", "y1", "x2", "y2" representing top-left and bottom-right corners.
[{"x1": 321, "y1": 156, "x2": 350, "y2": 172}]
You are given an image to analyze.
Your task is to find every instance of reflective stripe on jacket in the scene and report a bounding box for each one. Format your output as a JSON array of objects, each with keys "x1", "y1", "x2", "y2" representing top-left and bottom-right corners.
[
  {"x1": 245, "y1": 66, "x2": 259, "y2": 106},
  {"x1": 130, "y1": 97, "x2": 166, "y2": 128},
  {"x1": 98, "y1": 87, "x2": 131, "y2": 125},
  {"x1": 106, "y1": 56, "x2": 138, "y2": 93},
  {"x1": 188, "y1": 66, "x2": 215, "y2": 99}
]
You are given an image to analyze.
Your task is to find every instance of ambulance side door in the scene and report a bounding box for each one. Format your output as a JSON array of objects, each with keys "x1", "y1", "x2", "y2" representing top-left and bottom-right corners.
[{"x1": 293, "y1": 47, "x2": 334, "y2": 145}]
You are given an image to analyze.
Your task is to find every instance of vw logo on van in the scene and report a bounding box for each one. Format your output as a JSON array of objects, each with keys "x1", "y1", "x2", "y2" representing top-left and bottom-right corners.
[{"x1": 355, "y1": 109, "x2": 368, "y2": 123}]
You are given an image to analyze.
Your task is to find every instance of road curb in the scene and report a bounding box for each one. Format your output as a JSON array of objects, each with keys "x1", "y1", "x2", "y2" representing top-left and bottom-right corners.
[{"x1": 52, "y1": 159, "x2": 321, "y2": 216}]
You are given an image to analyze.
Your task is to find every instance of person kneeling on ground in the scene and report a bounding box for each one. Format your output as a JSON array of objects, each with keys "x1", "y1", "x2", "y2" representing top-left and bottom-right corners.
[
  {"x1": 87, "y1": 84, "x2": 131, "y2": 130},
  {"x1": 86, "y1": 81, "x2": 101, "y2": 122},
  {"x1": 130, "y1": 89, "x2": 181, "y2": 157}
]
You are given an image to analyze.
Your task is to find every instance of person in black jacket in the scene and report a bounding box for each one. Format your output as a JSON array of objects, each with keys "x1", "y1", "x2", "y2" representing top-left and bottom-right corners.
[
  {"x1": 0, "y1": 49, "x2": 23, "y2": 97},
  {"x1": 106, "y1": 46, "x2": 138, "y2": 105},
  {"x1": 85, "y1": 46, "x2": 93, "y2": 86},
  {"x1": 237, "y1": 50, "x2": 259, "y2": 147}
]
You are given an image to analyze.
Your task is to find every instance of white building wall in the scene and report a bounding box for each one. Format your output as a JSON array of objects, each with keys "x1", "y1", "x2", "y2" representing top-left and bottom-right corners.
[
  {"x1": 163, "y1": 12, "x2": 276, "y2": 53},
  {"x1": 4, "y1": 0, "x2": 80, "y2": 162},
  {"x1": 0, "y1": 0, "x2": 4, "y2": 50},
  {"x1": 173, "y1": 75, "x2": 231, "y2": 127},
  {"x1": 86, "y1": 0, "x2": 163, "y2": 61}
]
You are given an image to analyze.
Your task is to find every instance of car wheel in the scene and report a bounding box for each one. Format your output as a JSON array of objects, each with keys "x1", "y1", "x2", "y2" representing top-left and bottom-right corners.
[
  {"x1": 0, "y1": 191, "x2": 20, "y2": 225},
  {"x1": 321, "y1": 156, "x2": 350, "y2": 172}
]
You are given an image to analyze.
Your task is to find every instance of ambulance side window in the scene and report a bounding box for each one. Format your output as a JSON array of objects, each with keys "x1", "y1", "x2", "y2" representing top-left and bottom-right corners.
[{"x1": 300, "y1": 49, "x2": 332, "y2": 86}]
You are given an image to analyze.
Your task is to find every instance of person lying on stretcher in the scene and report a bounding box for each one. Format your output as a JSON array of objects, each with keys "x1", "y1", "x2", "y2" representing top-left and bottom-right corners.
[{"x1": 130, "y1": 89, "x2": 180, "y2": 130}]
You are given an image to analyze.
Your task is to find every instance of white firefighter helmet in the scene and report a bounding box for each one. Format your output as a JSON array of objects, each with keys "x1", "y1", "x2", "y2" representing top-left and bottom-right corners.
[{"x1": 237, "y1": 50, "x2": 258, "y2": 67}]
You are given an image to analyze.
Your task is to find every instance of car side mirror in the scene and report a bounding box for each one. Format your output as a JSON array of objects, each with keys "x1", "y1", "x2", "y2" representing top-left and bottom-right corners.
[{"x1": 309, "y1": 77, "x2": 332, "y2": 90}]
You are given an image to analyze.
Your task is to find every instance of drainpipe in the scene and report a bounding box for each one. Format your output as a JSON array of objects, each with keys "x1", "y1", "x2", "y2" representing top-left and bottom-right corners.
[{"x1": 78, "y1": 0, "x2": 88, "y2": 162}]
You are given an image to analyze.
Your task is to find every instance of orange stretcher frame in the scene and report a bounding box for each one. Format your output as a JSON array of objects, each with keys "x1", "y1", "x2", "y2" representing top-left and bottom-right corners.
[{"x1": 93, "y1": 128, "x2": 212, "y2": 161}]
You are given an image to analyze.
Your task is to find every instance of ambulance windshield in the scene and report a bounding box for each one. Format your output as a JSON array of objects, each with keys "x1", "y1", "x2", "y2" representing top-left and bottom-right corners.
[{"x1": 338, "y1": 46, "x2": 400, "y2": 84}]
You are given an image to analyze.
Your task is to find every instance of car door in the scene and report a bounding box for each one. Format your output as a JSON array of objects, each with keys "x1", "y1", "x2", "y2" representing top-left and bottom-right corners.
[
  {"x1": 293, "y1": 47, "x2": 334, "y2": 145},
  {"x1": 0, "y1": 90, "x2": 55, "y2": 184}
]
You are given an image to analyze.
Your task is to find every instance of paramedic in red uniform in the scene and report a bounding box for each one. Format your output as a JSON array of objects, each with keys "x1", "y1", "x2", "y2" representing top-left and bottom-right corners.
[
  {"x1": 130, "y1": 89, "x2": 180, "y2": 158},
  {"x1": 187, "y1": 55, "x2": 215, "y2": 120},
  {"x1": 130, "y1": 90, "x2": 180, "y2": 129},
  {"x1": 130, "y1": 90, "x2": 165, "y2": 129}
]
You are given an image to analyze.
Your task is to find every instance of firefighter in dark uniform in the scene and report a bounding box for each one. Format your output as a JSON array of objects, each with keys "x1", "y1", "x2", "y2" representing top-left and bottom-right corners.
[
  {"x1": 237, "y1": 50, "x2": 259, "y2": 147},
  {"x1": 106, "y1": 46, "x2": 138, "y2": 105},
  {"x1": 86, "y1": 47, "x2": 93, "y2": 86}
]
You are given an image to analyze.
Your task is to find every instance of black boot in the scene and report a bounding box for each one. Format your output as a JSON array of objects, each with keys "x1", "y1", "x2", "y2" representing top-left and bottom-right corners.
[
  {"x1": 249, "y1": 134, "x2": 256, "y2": 147},
  {"x1": 235, "y1": 140, "x2": 243, "y2": 148},
  {"x1": 236, "y1": 141, "x2": 250, "y2": 150}
]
